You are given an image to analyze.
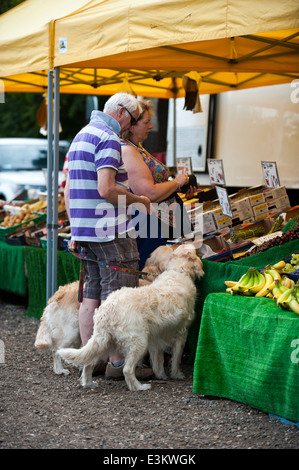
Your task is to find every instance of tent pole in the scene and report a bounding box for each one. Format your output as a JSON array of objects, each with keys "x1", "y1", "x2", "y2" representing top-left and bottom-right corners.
[
  {"x1": 46, "y1": 69, "x2": 54, "y2": 301},
  {"x1": 173, "y1": 95, "x2": 176, "y2": 165},
  {"x1": 172, "y1": 77, "x2": 178, "y2": 166},
  {"x1": 52, "y1": 66, "x2": 60, "y2": 295}
]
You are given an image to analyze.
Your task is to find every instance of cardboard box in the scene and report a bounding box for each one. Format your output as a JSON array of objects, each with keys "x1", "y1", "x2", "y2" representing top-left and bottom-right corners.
[
  {"x1": 230, "y1": 196, "x2": 252, "y2": 213},
  {"x1": 201, "y1": 234, "x2": 231, "y2": 254},
  {"x1": 212, "y1": 207, "x2": 225, "y2": 221},
  {"x1": 285, "y1": 206, "x2": 299, "y2": 222},
  {"x1": 186, "y1": 202, "x2": 202, "y2": 227},
  {"x1": 264, "y1": 186, "x2": 287, "y2": 202},
  {"x1": 194, "y1": 210, "x2": 217, "y2": 235},
  {"x1": 231, "y1": 199, "x2": 253, "y2": 222},
  {"x1": 242, "y1": 216, "x2": 256, "y2": 225},
  {"x1": 214, "y1": 215, "x2": 231, "y2": 230},
  {"x1": 267, "y1": 195, "x2": 291, "y2": 215},
  {"x1": 183, "y1": 199, "x2": 200, "y2": 212},
  {"x1": 251, "y1": 202, "x2": 269, "y2": 219},
  {"x1": 248, "y1": 193, "x2": 266, "y2": 206}
]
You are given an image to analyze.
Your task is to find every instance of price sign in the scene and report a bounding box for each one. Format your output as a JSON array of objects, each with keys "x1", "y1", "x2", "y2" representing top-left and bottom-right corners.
[
  {"x1": 216, "y1": 185, "x2": 233, "y2": 218},
  {"x1": 261, "y1": 161, "x2": 280, "y2": 188},
  {"x1": 176, "y1": 157, "x2": 192, "y2": 175},
  {"x1": 207, "y1": 159, "x2": 226, "y2": 185}
]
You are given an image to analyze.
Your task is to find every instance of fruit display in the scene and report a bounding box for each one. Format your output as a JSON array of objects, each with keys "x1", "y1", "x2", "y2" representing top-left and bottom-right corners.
[
  {"x1": 282, "y1": 253, "x2": 299, "y2": 273},
  {"x1": 240, "y1": 223, "x2": 299, "y2": 257},
  {"x1": 0, "y1": 195, "x2": 67, "y2": 246},
  {"x1": 0, "y1": 209, "x2": 39, "y2": 228},
  {"x1": 22, "y1": 198, "x2": 65, "y2": 214},
  {"x1": 224, "y1": 260, "x2": 299, "y2": 315},
  {"x1": 21, "y1": 200, "x2": 47, "y2": 212}
]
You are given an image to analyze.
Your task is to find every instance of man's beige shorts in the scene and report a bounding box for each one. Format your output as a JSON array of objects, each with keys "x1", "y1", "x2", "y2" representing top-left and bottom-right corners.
[{"x1": 80, "y1": 236, "x2": 140, "y2": 301}]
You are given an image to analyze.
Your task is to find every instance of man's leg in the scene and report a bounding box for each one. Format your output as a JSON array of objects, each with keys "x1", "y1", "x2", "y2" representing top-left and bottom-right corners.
[{"x1": 79, "y1": 297, "x2": 100, "y2": 345}]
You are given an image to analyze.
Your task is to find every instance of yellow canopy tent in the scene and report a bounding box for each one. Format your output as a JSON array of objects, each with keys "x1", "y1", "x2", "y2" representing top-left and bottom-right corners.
[
  {"x1": 1, "y1": 0, "x2": 298, "y2": 299},
  {"x1": 1, "y1": 0, "x2": 299, "y2": 97}
]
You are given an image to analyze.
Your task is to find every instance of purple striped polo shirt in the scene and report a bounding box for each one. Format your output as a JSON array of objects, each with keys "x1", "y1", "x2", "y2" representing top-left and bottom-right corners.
[{"x1": 68, "y1": 111, "x2": 131, "y2": 242}]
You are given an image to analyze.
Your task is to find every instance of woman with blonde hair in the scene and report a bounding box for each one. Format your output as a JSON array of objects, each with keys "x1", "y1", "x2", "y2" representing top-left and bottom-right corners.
[{"x1": 121, "y1": 99, "x2": 196, "y2": 268}]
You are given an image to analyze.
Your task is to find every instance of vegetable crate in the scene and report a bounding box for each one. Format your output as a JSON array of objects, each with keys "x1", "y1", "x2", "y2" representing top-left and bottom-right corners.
[{"x1": 0, "y1": 212, "x2": 46, "y2": 242}]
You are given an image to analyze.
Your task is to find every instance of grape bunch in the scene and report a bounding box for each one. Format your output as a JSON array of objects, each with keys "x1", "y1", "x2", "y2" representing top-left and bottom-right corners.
[
  {"x1": 283, "y1": 253, "x2": 299, "y2": 273},
  {"x1": 241, "y1": 224, "x2": 299, "y2": 258}
]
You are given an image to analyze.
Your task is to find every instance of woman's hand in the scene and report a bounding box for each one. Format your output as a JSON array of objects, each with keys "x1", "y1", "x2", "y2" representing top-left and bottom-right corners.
[
  {"x1": 185, "y1": 186, "x2": 198, "y2": 199},
  {"x1": 174, "y1": 173, "x2": 189, "y2": 191}
]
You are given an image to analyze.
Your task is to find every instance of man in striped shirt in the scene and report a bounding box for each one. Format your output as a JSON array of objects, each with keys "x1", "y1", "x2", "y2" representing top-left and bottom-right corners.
[{"x1": 65, "y1": 93, "x2": 153, "y2": 380}]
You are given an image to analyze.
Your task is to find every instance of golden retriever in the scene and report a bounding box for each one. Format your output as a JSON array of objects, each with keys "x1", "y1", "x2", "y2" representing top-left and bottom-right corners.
[
  {"x1": 34, "y1": 281, "x2": 81, "y2": 375},
  {"x1": 59, "y1": 244, "x2": 204, "y2": 391},
  {"x1": 34, "y1": 245, "x2": 176, "y2": 375}
]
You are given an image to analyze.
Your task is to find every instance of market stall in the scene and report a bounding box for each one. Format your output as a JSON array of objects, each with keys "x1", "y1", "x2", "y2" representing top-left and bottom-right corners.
[
  {"x1": 0, "y1": 0, "x2": 299, "y2": 425},
  {"x1": 1, "y1": 0, "x2": 299, "y2": 300},
  {"x1": 191, "y1": 225, "x2": 299, "y2": 423},
  {"x1": 193, "y1": 293, "x2": 299, "y2": 423}
]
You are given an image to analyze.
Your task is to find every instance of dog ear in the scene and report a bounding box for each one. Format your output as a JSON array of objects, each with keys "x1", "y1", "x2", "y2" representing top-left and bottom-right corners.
[
  {"x1": 184, "y1": 251, "x2": 204, "y2": 278},
  {"x1": 194, "y1": 256, "x2": 204, "y2": 278}
]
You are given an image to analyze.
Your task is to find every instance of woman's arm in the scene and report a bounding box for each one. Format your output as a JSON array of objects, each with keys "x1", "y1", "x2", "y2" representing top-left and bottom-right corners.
[
  {"x1": 97, "y1": 167, "x2": 151, "y2": 213},
  {"x1": 122, "y1": 145, "x2": 188, "y2": 203}
]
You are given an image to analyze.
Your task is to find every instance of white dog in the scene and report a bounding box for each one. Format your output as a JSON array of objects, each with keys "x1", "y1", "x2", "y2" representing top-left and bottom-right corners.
[
  {"x1": 59, "y1": 244, "x2": 204, "y2": 391},
  {"x1": 34, "y1": 281, "x2": 81, "y2": 375},
  {"x1": 139, "y1": 244, "x2": 173, "y2": 285},
  {"x1": 34, "y1": 245, "x2": 176, "y2": 375}
]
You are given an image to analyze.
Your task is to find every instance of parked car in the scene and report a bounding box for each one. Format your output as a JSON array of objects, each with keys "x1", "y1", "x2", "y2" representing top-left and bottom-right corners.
[{"x1": 0, "y1": 138, "x2": 70, "y2": 201}]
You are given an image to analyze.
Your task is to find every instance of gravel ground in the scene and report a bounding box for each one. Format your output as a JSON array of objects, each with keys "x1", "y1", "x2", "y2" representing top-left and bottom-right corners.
[{"x1": 0, "y1": 294, "x2": 298, "y2": 452}]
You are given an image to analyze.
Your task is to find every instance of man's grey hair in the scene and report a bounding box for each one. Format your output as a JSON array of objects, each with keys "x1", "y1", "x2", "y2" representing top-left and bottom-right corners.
[{"x1": 104, "y1": 92, "x2": 141, "y2": 115}]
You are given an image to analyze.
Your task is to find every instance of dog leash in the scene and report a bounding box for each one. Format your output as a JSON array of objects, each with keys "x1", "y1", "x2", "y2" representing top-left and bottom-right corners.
[
  {"x1": 66, "y1": 244, "x2": 151, "y2": 277},
  {"x1": 65, "y1": 243, "x2": 153, "y2": 302}
]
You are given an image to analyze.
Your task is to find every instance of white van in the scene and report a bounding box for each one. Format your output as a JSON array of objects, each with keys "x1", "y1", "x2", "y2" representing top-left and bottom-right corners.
[{"x1": 0, "y1": 138, "x2": 70, "y2": 201}]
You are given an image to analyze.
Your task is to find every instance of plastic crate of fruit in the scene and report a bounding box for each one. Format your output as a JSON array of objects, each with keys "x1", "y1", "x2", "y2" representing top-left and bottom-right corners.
[
  {"x1": 282, "y1": 253, "x2": 299, "y2": 282},
  {"x1": 0, "y1": 212, "x2": 46, "y2": 242}
]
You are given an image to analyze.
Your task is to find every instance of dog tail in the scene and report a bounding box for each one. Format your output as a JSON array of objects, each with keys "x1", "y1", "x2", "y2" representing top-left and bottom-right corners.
[
  {"x1": 59, "y1": 336, "x2": 100, "y2": 367},
  {"x1": 34, "y1": 317, "x2": 52, "y2": 349}
]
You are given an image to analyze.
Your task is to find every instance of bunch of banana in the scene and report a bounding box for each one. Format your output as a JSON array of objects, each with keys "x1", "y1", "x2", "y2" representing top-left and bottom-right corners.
[
  {"x1": 281, "y1": 275, "x2": 295, "y2": 289},
  {"x1": 271, "y1": 260, "x2": 286, "y2": 273},
  {"x1": 224, "y1": 262, "x2": 299, "y2": 315},
  {"x1": 22, "y1": 199, "x2": 47, "y2": 212},
  {"x1": 225, "y1": 267, "x2": 266, "y2": 296},
  {"x1": 254, "y1": 269, "x2": 276, "y2": 297},
  {"x1": 272, "y1": 280, "x2": 289, "y2": 302},
  {"x1": 224, "y1": 264, "x2": 293, "y2": 298},
  {"x1": 276, "y1": 285, "x2": 299, "y2": 314}
]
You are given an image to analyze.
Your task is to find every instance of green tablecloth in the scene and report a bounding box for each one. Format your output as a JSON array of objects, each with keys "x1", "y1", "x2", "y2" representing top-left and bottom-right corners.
[
  {"x1": 187, "y1": 239, "x2": 299, "y2": 362},
  {"x1": 24, "y1": 246, "x2": 80, "y2": 319},
  {"x1": 1, "y1": 237, "x2": 299, "y2": 355},
  {"x1": 0, "y1": 241, "x2": 27, "y2": 296},
  {"x1": 193, "y1": 293, "x2": 299, "y2": 422}
]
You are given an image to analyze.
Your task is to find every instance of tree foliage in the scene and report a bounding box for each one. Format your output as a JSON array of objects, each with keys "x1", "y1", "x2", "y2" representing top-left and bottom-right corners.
[
  {"x1": 0, "y1": 0, "x2": 90, "y2": 142},
  {"x1": 0, "y1": 0, "x2": 23, "y2": 15}
]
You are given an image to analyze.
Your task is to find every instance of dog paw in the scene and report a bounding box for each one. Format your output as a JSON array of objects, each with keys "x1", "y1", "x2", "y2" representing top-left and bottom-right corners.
[
  {"x1": 129, "y1": 383, "x2": 152, "y2": 391},
  {"x1": 82, "y1": 380, "x2": 98, "y2": 389},
  {"x1": 171, "y1": 372, "x2": 185, "y2": 380},
  {"x1": 54, "y1": 369, "x2": 70, "y2": 376},
  {"x1": 138, "y1": 383, "x2": 152, "y2": 391},
  {"x1": 156, "y1": 373, "x2": 168, "y2": 380}
]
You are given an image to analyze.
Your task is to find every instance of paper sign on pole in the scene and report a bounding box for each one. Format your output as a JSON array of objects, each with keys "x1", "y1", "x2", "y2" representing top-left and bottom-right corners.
[
  {"x1": 207, "y1": 159, "x2": 226, "y2": 186},
  {"x1": 176, "y1": 157, "x2": 192, "y2": 175},
  {"x1": 216, "y1": 185, "x2": 233, "y2": 218},
  {"x1": 261, "y1": 161, "x2": 280, "y2": 188}
]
